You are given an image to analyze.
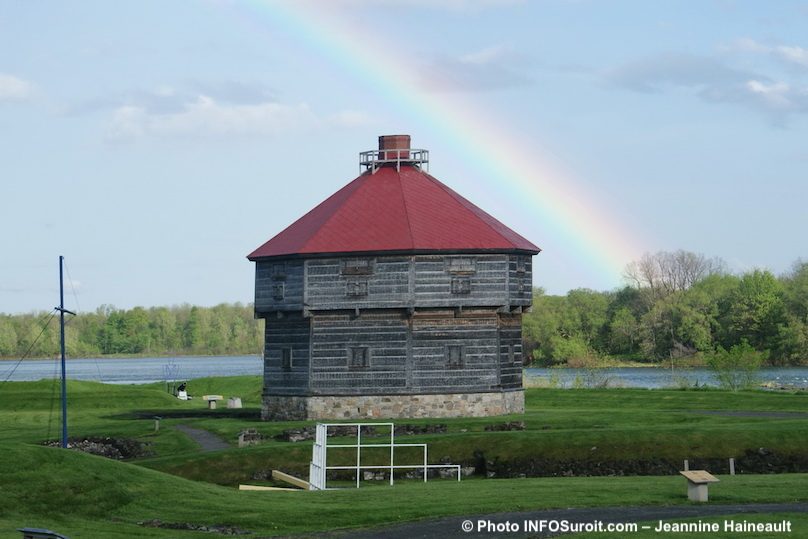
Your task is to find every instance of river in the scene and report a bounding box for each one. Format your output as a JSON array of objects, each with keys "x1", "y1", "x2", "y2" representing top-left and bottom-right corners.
[
  {"x1": 524, "y1": 366, "x2": 808, "y2": 389},
  {"x1": 2, "y1": 356, "x2": 807, "y2": 389},
  {"x1": 0, "y1": 355, "x2": 262, "y2": 384}
]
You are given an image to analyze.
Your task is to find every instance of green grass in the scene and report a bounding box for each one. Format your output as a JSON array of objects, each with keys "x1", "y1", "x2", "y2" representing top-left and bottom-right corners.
[
  {"x1": 1, "y1": 443, "x2": 807, "y2": 539},
  {"x1": 1, "y1": 377, "x2": 808, "y2": 537}
]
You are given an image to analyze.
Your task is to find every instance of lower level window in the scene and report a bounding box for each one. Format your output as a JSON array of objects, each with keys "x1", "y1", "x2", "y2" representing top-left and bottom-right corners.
[
  {"x1": 447, "y1": 345, "x2": 463, "y2": 369},
  {"x1": 281, "y1": 348, "x2": 292, "y2": 371},
  {"x1": 349, "y1": 347, "x2": 369, "y2": 369}
]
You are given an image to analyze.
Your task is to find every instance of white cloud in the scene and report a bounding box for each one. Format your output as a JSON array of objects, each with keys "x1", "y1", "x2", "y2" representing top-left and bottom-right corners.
[
  {"x1": 420, "y1": 44, "x2": 532, "y2": 92},
  {"x1": 106, "y1": 95, "x2": 320, "y2": 141},
  {"x1": 608, "y1": 51, "x2": 808, "y2": 120},
  {"x1": 726, "y1": 38, "x2": 808, "y2": 69},
  {"x1": 775, "y1": 45, "x2": 808, "y2": 68},
  {"x1": 459, "y1": 45, "x2": 512, "y2": 65},
  {"x1": 746, "y1": 80, "x2": 793, "y2": 109},
  {"x1": 327, "y1": 109, "x2": 375, "y2": 127},
  {"x1": 303, "y1": 0, "x2": 523, "y2": 11},
  {"x1": 606, "y1": 53, "x2": 750, "y2": 93},
  {"x1": 0, "y1": 73, "x2": 34, "y2": 101}
]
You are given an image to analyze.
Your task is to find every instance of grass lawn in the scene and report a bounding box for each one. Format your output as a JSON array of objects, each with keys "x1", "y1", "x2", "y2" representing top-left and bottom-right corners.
[{"x1": 1, "y1": 376, "x2": 807, "y2": 537}]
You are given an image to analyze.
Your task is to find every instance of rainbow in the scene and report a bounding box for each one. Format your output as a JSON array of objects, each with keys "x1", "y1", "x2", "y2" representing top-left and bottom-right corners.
[{"x1": 223, "y1": 1, "x2": 648, "y2": 291}]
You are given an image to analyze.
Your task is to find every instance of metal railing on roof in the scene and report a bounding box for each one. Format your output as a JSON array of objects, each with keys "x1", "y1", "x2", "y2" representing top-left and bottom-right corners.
[{"x1": 359, "y1": 148, "x2": 429, "y2": 174}]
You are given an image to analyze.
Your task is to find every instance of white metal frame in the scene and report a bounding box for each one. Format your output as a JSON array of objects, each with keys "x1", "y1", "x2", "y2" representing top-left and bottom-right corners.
[
  {"x1": 309, "y1": 422, "x2": 461, "y2": 490},
  {"x1": 359, "y1": 149, "x2": 430, "y2": 174}
]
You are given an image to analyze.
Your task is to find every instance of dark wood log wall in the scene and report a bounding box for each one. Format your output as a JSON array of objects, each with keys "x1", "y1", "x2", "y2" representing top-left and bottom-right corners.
[
  {"x1": 255, "y1": 254, "x2": 531, "y2": 313},
  {"x1": 256, "y1": 253, "x2": 532, "y2": 396}
]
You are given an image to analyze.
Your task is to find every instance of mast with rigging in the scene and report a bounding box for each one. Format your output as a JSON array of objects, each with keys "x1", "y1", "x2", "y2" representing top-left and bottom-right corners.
[{"x1": 56, "y1": 255, "x2": 76, "y2": 448}]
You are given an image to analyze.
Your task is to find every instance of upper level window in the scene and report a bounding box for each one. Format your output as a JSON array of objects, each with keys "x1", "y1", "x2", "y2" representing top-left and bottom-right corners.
[
  {"x1": 342, "y1": 259, "x2": 373, "y2": 275},
  {"x1": 516, "y1": 257, "x2": 527, "y2": 275},
  {"x1": 451, "y1": 277, "x2": 471, "y2": 295},
  {"x1": 346, "y1": 280, "x2": 368, "y2": 297},
  {"x1": 271, "y1": 262, "x2": 286, "y2": 280},
  {"x1": 517, "y1": 278, "x2": 527, "y2": 295},
  {"x1": 447, "y1": 257, "x2": 476, "y2": 275},
  {"x1": 272, "y1": 283, "x2": 285, "y2": 300}
]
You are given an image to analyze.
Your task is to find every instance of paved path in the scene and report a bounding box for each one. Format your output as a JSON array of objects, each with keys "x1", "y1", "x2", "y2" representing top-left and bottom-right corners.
[
  {"x1": 315, "y1": 503, "x2": 808, "y2": 538},
  {"x1": 692, "y1": 410, "x2": 808, "y2": 419},
  {"x1": 175, "y1": 424, "x2": 230, "y2": 452}
]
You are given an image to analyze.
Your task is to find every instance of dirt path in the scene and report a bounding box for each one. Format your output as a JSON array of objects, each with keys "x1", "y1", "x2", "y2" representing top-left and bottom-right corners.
[
  {"x1": 175, "y1": 424, "x2": 230, "y2": 452},
  {"x1": 315, "y1": 503, "x2": 808, "y2": 538}
]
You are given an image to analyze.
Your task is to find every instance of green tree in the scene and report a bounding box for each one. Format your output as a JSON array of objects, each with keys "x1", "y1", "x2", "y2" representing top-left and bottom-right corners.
[
  {"x1": 728, "y1": 270, "x2": 785, "y2": 352},
  {"x1": 565, "y1": 288, "x2": 609, "y2": 347},
  {"x1": 0, "y1": 316, "x2": 18, "y2": 356},
  {"x1": 608, "y1": 306, "x2": 639, "y2": 355},
  {"x1": 706, "y1": 341, "x2": 765, "y2": 391}
]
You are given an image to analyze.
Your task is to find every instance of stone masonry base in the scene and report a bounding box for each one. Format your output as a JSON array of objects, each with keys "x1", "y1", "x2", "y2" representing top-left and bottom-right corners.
[{"x1": 261, "y1": 390, "x2": 524, "y2": 421}]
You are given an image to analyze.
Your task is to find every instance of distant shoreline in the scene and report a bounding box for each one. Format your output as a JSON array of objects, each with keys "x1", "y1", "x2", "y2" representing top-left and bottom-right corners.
[{"x1": 0, "y1": 353, "x2": 261, "y2": 362}]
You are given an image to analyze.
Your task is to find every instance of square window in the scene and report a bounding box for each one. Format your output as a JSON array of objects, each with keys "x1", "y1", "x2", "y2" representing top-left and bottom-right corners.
[
  {"x1": 517, "y1": 278, "x2": 527, "y2": 295},
  {"x1": 447, "y1": 345, "x2": 463, "y2": 369},
  {"x1": 281, "y1": 348, "x2": 292, "y2": 371},
  {"x1": 272, "y1": 283, "x2": 285, "y2": 300},
  {"x1": 342, "y1": 259, "x2": 373, "y2": 275},
  {"x1": 349, "y1": 347, "x2": 369, "y2": 369},
  {"x1": 346, "y1": 280, "x2": 368, "y2": 297},
  {"x1": 447, "y1": 257, "x2": 476, "y2": 274},
  {"x1": 271, "y1": 263, "x2": 286, "y2": 280},
  {"x1": 451, "y1": 277, "x2": 471, "y2": 294}
]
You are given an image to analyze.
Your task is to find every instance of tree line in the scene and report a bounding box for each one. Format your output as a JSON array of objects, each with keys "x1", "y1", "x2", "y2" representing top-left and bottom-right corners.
[
  {"x1": 0, "y1": 303, "x2": 264, "y2": 359},
  {"x1": 2, "y1": 251, "x2": 806, "y2": 365},
  {"x1": 523, "y1": 251, "x2": 808, "y2": 366}
]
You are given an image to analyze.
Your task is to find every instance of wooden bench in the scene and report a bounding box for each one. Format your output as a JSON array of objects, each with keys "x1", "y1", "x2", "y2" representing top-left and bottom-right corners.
[
  {"x1": 202, "y1": 395, "x2": 223, "y2": 409},
  {"x1": 680, "y1": 470, "x2": 720, "y2": 502}
]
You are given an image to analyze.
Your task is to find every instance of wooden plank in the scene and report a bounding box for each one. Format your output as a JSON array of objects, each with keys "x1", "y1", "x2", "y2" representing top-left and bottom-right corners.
[
  {"x1": 680, "y1": 470, "x2": 720, "y2": 484},
  {"x1": 272, "y1": 469, "x2": 311, "y2": 489},
  {"x1": 238, "y1": 484, "x2": 300, "y2": 492}
]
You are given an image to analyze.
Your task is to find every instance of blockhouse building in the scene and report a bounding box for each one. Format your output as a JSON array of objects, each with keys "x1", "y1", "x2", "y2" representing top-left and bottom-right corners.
[{"x1": 248, "y1": 135, "x2": 540, "y2": 420}]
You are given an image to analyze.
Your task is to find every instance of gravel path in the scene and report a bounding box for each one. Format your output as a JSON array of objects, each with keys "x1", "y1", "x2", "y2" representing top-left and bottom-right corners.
[
  {"x1": 175, "y1": 424, "x2": 230, "y2": 452},
  {"x1": 313, "y1": 503, "x2": 808, "y2": 538}
]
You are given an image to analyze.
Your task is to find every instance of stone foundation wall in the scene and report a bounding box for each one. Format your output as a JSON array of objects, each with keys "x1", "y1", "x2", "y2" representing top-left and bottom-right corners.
[{"x1": 261, "y1": 391, "x2": 524, "y2": 421}]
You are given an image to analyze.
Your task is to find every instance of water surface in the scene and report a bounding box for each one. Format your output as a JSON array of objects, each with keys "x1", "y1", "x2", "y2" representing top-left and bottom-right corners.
[{"x1": 3, "y1": 356, "x2": 807, "y2": 389}]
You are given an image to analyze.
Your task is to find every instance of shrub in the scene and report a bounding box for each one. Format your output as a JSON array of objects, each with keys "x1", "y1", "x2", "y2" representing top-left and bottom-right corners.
[{"x1": 706, "y1": 341, "x2": 766, "y2": 391}]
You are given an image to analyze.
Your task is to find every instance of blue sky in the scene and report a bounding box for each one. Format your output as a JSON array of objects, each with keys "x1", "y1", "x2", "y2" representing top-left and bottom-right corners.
[{"x1": 2, "y1": 0, "x2": 807, "y2": 314}]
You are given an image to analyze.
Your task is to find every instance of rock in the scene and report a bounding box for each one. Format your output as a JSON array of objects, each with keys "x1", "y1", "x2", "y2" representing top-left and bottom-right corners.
[
  {"x1": 484, "y1": 421, "x2": 525, "y2": 432},
  {"x1": 394, "y1": 424, "x2": 447, "y2": 436},
  {"x1": 42, "y1": 437, "x2": 152, "y2": 459},
  {"x1": 238, "y1": 428, "x2": 262, "y2": 447},
  {"x1": 438, "y1": 468, "x2": 457, "y2": 479}
]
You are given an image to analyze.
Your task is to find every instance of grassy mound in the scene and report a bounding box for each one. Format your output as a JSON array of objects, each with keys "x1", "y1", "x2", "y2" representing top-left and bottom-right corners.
[
  {"x1": 2, "y1": 376, "x2": 808, "y2": 537},
  {"x1": 2, "y1": 442, "x2": 808, "y2": 539}
]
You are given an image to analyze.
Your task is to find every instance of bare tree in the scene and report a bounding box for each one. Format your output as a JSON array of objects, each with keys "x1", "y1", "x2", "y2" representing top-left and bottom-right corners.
[{"x1": 624, "y1": 250, "x2": 725, "y2": 299}]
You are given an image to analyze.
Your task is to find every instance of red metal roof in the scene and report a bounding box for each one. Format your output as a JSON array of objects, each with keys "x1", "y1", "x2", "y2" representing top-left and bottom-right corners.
[{"x1": 247, "y1": 165, "x2": 541, "y2": 260}]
